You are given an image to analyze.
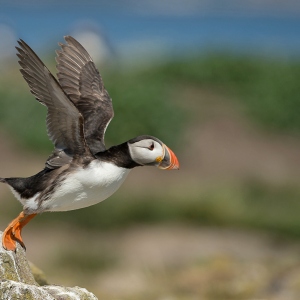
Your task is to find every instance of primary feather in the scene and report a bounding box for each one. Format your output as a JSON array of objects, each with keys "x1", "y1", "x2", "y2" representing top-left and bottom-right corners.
[
  {"x1": 16, "y1": 39, "x2": 91, "y2": 169},
  {"x1": 56, "y1": 36, "x2": 114, "y2": 154}
]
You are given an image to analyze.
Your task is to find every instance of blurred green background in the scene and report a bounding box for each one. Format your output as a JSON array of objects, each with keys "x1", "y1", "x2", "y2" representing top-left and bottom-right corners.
[{"x1": 1, "y1": 1, "x2": 300, "y2": 299}]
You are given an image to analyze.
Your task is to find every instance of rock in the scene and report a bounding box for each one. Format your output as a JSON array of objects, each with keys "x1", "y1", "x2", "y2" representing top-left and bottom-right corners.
[{"x1": 0, "y1": 231, "x2": 98, "y2": 300}]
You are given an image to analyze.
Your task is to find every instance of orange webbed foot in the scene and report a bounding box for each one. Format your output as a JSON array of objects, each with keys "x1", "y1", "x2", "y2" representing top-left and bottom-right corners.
[
  {"x1": 2, "y1": 212, "x2": 36, "y2": 251},
  {"x1": 2, "y1": 226, "x2": 17, "y2": 251}
]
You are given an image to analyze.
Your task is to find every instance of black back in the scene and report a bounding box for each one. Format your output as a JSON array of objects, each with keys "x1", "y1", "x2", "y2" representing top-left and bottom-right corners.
[{"x1": 4, "y1": 168, "x2": 54, "y2": 199}]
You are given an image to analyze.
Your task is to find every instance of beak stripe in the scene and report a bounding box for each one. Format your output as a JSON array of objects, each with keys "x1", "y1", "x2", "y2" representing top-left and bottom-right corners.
[{"x1": 163, "y1": 145, "x2": 180, "y2": 170}]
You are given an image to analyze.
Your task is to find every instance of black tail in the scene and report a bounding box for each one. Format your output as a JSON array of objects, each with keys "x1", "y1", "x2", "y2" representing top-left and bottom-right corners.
[{"x1": 0, "y1": 178, "x2": 6, "y2": 183}]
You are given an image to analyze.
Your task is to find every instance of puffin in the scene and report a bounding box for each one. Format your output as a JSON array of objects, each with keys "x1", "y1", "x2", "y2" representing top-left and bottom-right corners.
[{"x1": 0, "y1": 36, "x2": 179, "y2": 251}]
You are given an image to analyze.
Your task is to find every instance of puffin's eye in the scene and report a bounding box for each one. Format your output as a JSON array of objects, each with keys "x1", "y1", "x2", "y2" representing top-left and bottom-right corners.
[{"x1": 149, "y1": 143, "x2": 154, "y2": 151}]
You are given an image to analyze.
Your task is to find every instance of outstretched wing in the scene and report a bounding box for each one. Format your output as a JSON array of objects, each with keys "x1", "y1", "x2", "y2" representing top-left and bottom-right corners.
[
  {"x1": 17, "y1": 39, "x2": 91, "y2": 168},
  {"x1": 56, "y1": 36, "x2": 114, "y2": 154}
]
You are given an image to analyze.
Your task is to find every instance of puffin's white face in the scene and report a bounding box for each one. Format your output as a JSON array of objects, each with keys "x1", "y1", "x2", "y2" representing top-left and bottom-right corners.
[
  {"x1": 128, "y1": 137, "x2": 179, "y2": 169},
  {"x1": 128, "y1": 139, "x2": 164, "y2": 166}
]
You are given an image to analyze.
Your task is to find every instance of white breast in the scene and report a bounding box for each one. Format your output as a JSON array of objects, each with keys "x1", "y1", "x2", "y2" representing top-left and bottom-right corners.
[{"x1": 40, "y1": 161, "x2": 131, "y2": 212}]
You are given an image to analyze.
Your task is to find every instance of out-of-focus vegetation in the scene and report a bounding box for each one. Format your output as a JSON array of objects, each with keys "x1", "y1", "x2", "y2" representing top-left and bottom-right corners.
[
  {"x1": 1, "y1": 53, "x2": 300, "y2": 152},
  {"x1": 151, "y1": 54, "x2": 300, "y2": 134}
]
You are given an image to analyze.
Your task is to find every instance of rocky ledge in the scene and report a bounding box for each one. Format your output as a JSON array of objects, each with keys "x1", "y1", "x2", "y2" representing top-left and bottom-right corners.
[{"x1": 0, "y1": 231, "x2": 97, "y2": 300}]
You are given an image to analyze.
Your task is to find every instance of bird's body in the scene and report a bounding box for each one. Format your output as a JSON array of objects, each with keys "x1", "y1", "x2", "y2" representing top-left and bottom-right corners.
[
  {"x1": 0, "y1": 36, "x2": 179, "y2": 251},
  {"x1": 8, "y1": 160, "x2": 130, "y2": 214},
  {"x1": 43, "y1": 160, "x2": 130, "y2": 212}
]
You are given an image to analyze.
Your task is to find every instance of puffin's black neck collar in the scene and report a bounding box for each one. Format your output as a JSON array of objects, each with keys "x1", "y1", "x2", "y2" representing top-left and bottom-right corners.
[{"x1": 95, "y1": 142, "x2": 141, "y2": 169}]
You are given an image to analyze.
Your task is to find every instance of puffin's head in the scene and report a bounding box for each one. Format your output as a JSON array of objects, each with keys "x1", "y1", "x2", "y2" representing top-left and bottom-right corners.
[{"x1": 127, "y1": 135, "x2": 179, "y2": 170}]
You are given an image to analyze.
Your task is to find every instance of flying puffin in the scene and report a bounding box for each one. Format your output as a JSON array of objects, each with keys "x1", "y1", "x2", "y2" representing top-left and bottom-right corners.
[{"x1": 0, "y1": 36, "x2": 179, "y2": 251}]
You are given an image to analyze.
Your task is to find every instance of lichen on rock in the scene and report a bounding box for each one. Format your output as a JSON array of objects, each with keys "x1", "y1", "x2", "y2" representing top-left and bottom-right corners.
[{"x1": 0, "y1": 231, "x2": 98, "y2": 300}]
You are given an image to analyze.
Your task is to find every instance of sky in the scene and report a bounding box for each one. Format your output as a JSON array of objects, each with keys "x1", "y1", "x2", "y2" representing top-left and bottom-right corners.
[{"x1": 0, "y1": 0, "x2": 300, "y2": 64}]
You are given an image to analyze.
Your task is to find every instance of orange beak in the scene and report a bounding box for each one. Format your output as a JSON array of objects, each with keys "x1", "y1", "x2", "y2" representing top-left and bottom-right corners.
[{"x1": 158, "y1": 145, "x2": 180, "y2": 170}]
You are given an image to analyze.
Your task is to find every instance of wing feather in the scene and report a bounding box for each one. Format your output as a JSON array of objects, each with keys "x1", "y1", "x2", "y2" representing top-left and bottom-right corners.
[
  {"x1": 16, "y1": 39, "x2": 91, "y2": 167},
  {"x1": 56, "y1": 36, "x2": 114, "y2": 154}
]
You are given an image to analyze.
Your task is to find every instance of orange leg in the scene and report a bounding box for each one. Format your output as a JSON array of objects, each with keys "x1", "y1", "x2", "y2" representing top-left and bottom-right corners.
[{"x1": 2, "y1": 211, "x2": 37, "y2": 251}]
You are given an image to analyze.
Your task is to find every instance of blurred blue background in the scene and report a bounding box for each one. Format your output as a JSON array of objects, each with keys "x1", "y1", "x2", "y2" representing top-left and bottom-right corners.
[
  {"x1": 1, "y1": 1, "x2": 300, "y2": 299},
  {"x1": 1, "y1": 0, "x2": 300, "y2": 63}
]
